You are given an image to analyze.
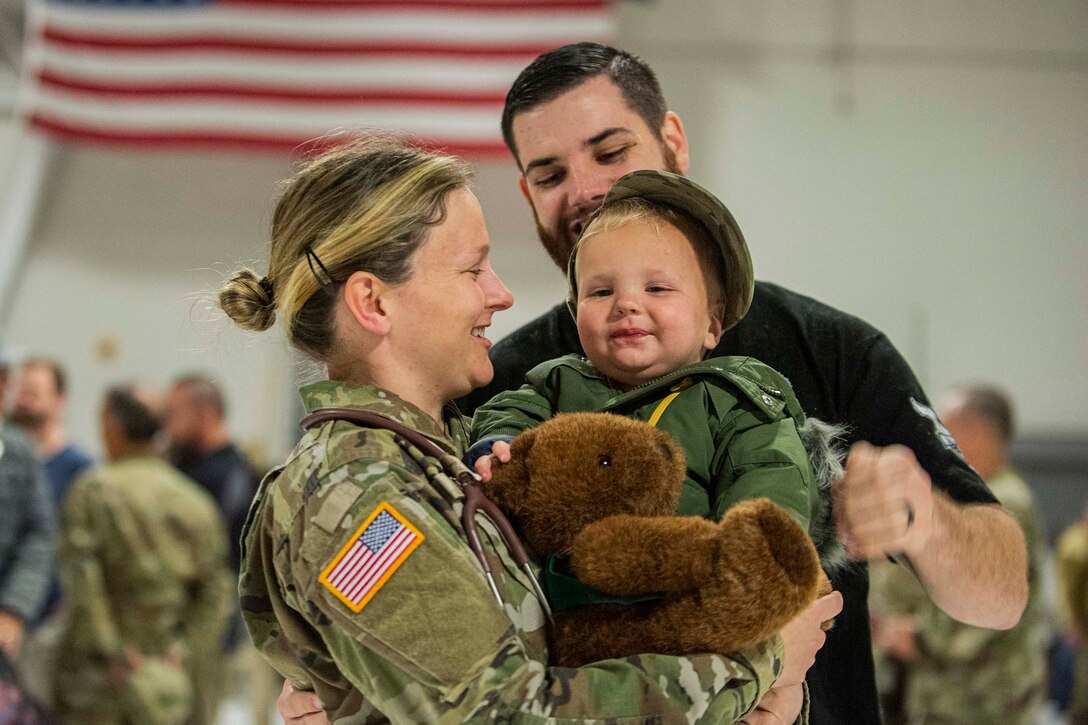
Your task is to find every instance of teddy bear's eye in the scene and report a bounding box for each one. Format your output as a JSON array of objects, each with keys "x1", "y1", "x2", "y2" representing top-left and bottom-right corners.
[{"x1": 598, "y1": 454, "x2": 612, "y2": 467}]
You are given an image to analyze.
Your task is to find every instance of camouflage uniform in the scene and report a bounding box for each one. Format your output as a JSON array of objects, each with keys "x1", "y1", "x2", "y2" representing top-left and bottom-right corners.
[
  {"x1": 872, "y1": 468, "x2": 1046, "y2": 724},
  {"x1": 1057, "y1": 518, "x2": 1088, "y2": 723},
  {"x1": 240, "y1": 380, "x2": 787, "y2": 724},
  {"x1": 54, "y1": 456, "x2": 232, "y2": 725}
]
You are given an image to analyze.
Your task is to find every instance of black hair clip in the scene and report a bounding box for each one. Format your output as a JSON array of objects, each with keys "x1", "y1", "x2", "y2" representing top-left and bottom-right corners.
[{"x1": 305, "y1": 246, "x2": 338, "y2": 295}]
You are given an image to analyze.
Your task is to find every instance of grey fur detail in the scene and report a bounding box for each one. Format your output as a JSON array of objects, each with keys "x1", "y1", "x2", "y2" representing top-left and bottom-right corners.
[{"x1": 797, "y1": 416, "x2": 851, "y2": 574}]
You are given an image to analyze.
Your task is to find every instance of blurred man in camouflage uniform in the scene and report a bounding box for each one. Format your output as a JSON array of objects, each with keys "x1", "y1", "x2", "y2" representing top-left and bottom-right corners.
[
  {"x1": 870, "y1": 385, "x2": 1045, "y2": 724},
  {"x1": 53, "y1": 383, "x2": 231, "y2": 725},
  {"x1": 1057, "y1": 506, "x2": 1088, "y2": 723}
]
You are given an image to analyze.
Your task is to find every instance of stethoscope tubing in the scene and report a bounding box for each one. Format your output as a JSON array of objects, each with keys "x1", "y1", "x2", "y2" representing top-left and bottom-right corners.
[{"x1": 300, "y1": 407, "x2": 553, "y2": 621}]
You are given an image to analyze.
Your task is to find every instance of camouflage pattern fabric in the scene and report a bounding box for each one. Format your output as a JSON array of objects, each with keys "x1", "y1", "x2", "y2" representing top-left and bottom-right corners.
[
  {"x1": 1057, "y1": 520, "x2": 1088, "y2": 723},
  {"x1": 239, "y1": 380, "x2": 787, "y2": 724},
  {"x1": 873, "y1": 468, "x2": 1046, "y2": 724},
  {"x1": 53, "y1": 456, "x2": 232, "y2": 725}
]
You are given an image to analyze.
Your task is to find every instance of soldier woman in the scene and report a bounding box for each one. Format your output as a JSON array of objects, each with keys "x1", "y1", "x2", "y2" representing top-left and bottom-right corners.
[{"x1": 220, "y1": 136, "x2": 836, "y2": 724}]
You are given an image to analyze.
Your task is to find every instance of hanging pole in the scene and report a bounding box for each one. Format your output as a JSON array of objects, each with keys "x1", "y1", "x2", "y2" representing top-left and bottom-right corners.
[{"x1": 0, "y1": 128, "x2": 54, "y2": 329}]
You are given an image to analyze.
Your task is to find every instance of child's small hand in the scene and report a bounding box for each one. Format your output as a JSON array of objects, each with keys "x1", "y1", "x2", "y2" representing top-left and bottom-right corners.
[{"x1": 474, "y1": 440, "x2": 512, "y2": 482}]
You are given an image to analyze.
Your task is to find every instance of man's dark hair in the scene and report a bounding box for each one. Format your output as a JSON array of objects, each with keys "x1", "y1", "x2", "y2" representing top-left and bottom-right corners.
[
  {"x1": 501, "y1": 42, "x2": 668, "y2": 167},
  {"x1": 23, "y1": 356, "x2": 67, "y2": 397},
  {"x1": 957, "y1": 385, "x2": 1016, "y2": 445},
  {"x1": 173, "y1": 373, "x2": 226, "y2": 418},
  {"x1": 104, "y1": 385, "x2": 162, "y2": 443}
]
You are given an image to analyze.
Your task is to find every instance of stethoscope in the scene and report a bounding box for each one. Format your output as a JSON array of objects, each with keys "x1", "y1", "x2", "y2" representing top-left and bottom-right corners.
[{"x1": 301, "y1": 408, "x2": 553, "y2": 621}]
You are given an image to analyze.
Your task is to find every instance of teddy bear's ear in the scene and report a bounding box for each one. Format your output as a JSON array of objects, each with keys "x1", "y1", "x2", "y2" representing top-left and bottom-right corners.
[
  {"x1": 482, "y1": 427, "x2": 538, "y2": 516},
  {"x1": 509, "y1": 425, "x2": 538, "y2": 459}
]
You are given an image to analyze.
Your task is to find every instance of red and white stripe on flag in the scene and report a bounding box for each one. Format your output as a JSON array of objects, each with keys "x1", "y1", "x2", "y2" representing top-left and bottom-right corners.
[
  {"x1": 320, "y1": 501, "x2": 424, "y2": 612},
  {"x1": 18, "y1": 0, "x2": 614, "y2": 158}
]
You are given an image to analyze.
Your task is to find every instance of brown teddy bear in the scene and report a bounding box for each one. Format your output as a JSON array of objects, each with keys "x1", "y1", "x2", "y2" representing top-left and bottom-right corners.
[{"x1": 482, "y1": 411, "x2": 826, "y2": 668}]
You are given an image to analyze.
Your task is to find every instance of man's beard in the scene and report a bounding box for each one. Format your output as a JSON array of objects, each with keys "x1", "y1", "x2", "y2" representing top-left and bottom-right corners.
[
  {"x1": 9, "y1": 408, "x2": 46, "y2": 431},
  {"x1": 534, "y1": 212, "x2": 571, "y2": 273},
  {"x1": 167, "y1": 441, "x2": 203, "y2": 470},
  {"x1": 534, "y1": 142, "x2": 683, "y2": 272}
]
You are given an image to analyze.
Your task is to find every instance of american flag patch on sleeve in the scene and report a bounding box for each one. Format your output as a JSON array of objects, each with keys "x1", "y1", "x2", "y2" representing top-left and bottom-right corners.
[{"x1": 319, "y1": 502, "x2": 424, "y2": 612}]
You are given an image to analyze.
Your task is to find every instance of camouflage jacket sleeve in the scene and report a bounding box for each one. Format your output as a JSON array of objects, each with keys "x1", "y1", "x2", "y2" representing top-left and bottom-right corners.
[
  {"x1": 178, "y1": 508, "x2": 232, "y2": 661},
  {"x1": 293, "y1": 462, "x2": 784, "y2": 724},
  {"x1": 58, "y1": 473, "x2": 122, "y2": 656},
  {"x1": 1057, "y1": 526, "x2": 1088, "y2": 630}
]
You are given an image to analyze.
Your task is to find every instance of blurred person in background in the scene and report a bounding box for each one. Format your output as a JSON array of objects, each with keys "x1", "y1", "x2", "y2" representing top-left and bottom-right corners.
[
  {"x1": 1057, "y1": 504, "x2": 1088, "y2": 724},
  {"x1": 10, "y1": 357, "x2": 94, "y2": 709},
  {"x1": 164, "y1": 373, "x2": 273, "y2": 722},
  {"x1": 0, "y1": 343, "x2": 12, "y2": 417},
  {"x1": 165, "y1": 373, "x2": 258, "y2": 576},
  {"x1": 53, "y1": 383, "x2": 231, "y2": 725},
  {"x1": 11, "y1": 358, "x2": 94, "y2": 515},
  {"x1": 870, "y1": 384, "x2": 1046, "y2": 724},
  {"x1": 0, "y1": 340, "x2": 53, "y2": 664},
  {"x1": 0, "y1": 428, "x2": 54, "y2": 668}
]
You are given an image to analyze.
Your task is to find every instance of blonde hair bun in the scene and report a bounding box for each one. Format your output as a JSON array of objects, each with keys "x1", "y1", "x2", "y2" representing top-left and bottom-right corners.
[{"x1": 220, "y1": 268, "x2": 276, "y2": 332}]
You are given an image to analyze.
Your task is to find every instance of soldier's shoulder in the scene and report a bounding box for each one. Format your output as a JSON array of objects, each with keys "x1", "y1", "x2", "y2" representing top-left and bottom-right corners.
[
  {"x1": 304, "y1": 420, "x2": 413, "y2": 478},
  {"x1": 69, "y1": 461, "x2": 111, "y2": 493},
  {"x1": 270, "y1": 475, "x2": 437, "y2": 621},
  {"x1": 1058, "y1": 523, "x2": 1088, "y2": 561},
  {"x1": 268, "y1": 426, "x2": 422, "y2": 570}
]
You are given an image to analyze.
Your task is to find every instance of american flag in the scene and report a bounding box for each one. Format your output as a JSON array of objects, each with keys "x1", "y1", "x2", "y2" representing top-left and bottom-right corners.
[
  {"x1": 320, "y1": 503, "x2": 424, "y2": 612},
  {"x1": 18, "y1": 0, "x2": 614, "y2": 158}
]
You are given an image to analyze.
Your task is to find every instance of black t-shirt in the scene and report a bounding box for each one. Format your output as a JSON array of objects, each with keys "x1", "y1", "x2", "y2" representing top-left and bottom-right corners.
[
  {"x1": 461, "y1": 280, "x2": 996, "y2": 725},
  {"x1": 173, "y1": 443, "x2": 258, "y2": 574}
]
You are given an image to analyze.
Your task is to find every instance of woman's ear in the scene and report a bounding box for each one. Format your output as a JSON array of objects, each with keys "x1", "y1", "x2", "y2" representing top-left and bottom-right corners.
[{"x1": 342, "y1": 270, "x2": 391, "y2": 335}]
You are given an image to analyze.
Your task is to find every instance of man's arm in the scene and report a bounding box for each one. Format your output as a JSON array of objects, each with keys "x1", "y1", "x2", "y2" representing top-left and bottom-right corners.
[
  {"x1": 835, "y1": 442, "x2": 1026, "y2": 629},
  {"x1": 179, "y1": 511, "x2": 233, "y2": 662},
  {"x1": 58, "y1": 475, "x2": 123, "y2": 656},
  {"x1": 828, "y1": 324, "x2": 1027, "y2": 629}
]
